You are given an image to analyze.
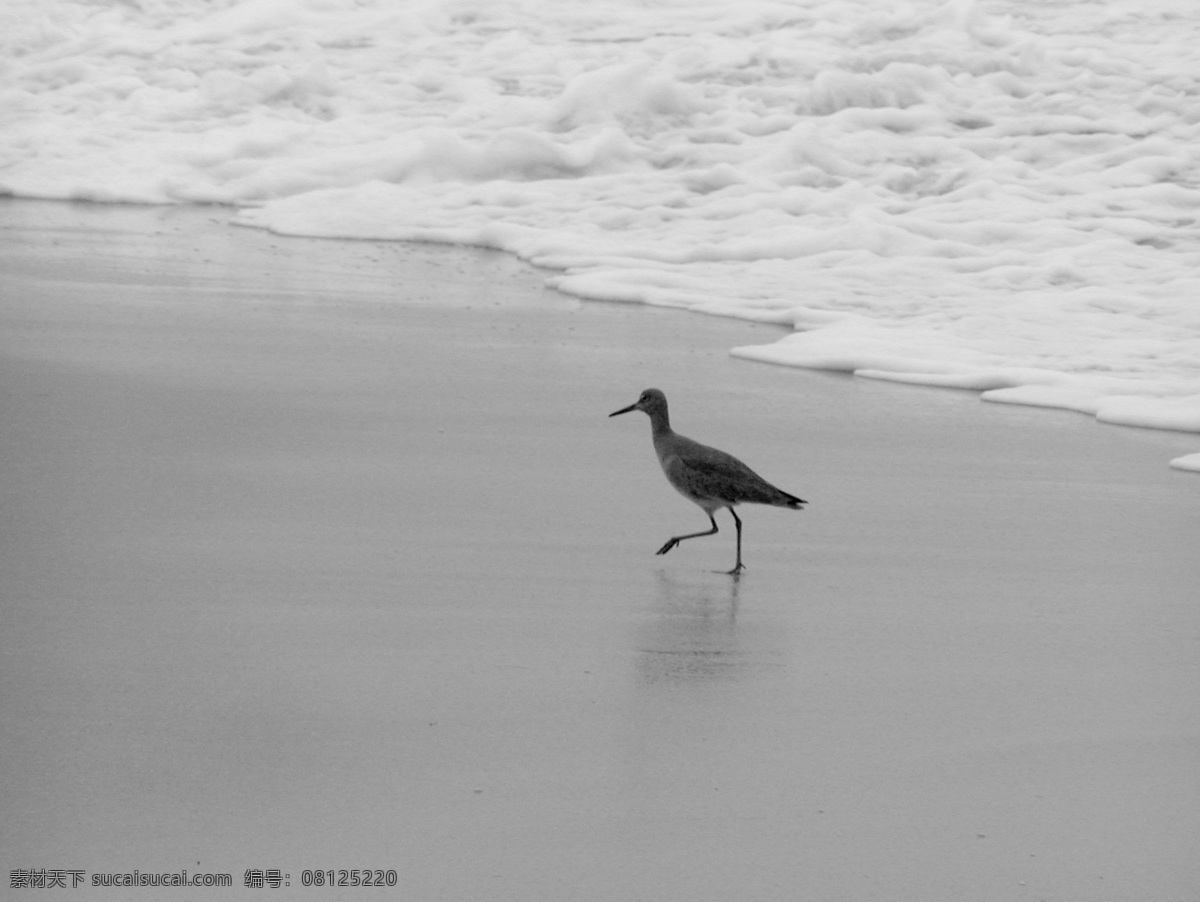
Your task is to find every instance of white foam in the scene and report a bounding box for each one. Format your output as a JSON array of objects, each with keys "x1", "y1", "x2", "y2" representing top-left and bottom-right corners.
[
  {"x1": 2, "y1": 0, "x2": 1198, "y2": 466},
  {"x1": 1170, "y1": 453, "x2": 1200, "y2": 473}
]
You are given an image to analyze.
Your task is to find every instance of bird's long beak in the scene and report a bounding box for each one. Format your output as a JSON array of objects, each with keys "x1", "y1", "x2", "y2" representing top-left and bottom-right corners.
[{"x1": 609, "y1": 401, "x2": 639, "y2": 417}]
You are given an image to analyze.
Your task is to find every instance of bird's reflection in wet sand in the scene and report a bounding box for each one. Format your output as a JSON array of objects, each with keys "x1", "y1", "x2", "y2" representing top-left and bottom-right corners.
[{"x1": 635, "y1": 570, "x2": 764, "y2": 685}]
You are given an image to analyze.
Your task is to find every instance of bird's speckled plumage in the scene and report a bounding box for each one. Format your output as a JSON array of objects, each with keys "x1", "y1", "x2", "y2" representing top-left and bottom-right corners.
[{"x1": 609, "y1": 388, "x2": 805, "y2": 573}]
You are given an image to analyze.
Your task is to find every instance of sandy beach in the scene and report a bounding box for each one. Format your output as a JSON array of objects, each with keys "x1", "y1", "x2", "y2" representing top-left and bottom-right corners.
[{"x1": 2, "y1": 198, "x2": 1198, "y2": 900}]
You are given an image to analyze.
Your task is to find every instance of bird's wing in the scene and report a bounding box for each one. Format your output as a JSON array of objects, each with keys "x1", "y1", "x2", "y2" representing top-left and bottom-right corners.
[{"x1": 665, "y1": 438, "x2": 767, "y2": 503}]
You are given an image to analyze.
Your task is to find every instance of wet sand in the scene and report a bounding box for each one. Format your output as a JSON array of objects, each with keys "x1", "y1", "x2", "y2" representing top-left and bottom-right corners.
[{"x1": 2, "y1": 198, "x2": 1198, "y2": 901}]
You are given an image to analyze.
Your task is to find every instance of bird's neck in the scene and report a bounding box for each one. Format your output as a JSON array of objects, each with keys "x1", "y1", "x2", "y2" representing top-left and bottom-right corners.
[{"x1": 648, "y1": 412, "x2": 672, "y2": 438}]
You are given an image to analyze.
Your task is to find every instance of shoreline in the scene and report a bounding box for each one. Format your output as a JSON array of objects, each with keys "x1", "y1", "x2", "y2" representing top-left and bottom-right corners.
[{"x1": 2, "y1": 198, "x2": 1198, "y2": 901}]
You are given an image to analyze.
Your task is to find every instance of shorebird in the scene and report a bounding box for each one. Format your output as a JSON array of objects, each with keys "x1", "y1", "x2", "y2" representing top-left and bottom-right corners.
[{"x1": 609, "y1": 388, "x2": 805, "y2": 574}]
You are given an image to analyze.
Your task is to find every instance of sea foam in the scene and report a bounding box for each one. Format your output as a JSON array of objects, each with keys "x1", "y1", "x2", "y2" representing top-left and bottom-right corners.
[{"x1": 2, "y1": 0, "x2": 1198, "y2": 466}]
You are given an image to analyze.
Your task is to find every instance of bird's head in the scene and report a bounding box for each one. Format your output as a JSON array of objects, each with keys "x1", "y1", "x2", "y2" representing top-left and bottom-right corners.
[{"x1": 609, "y1": 388, "x2": 667, "y2": 419}]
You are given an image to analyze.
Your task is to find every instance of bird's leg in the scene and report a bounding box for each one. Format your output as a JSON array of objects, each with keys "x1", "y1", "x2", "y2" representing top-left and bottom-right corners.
[
  {"x1": 656, "y1": 513, "x2": 719, "y2": 556},
  {"x1": 726, "y1": 508, "x2": 744, "y2": 575}
]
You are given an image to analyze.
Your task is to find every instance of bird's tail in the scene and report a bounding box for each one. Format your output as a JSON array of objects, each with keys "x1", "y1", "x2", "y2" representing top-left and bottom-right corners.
[{"x1": 780, "y1": 491, "x2": 806, "y2": 509}]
